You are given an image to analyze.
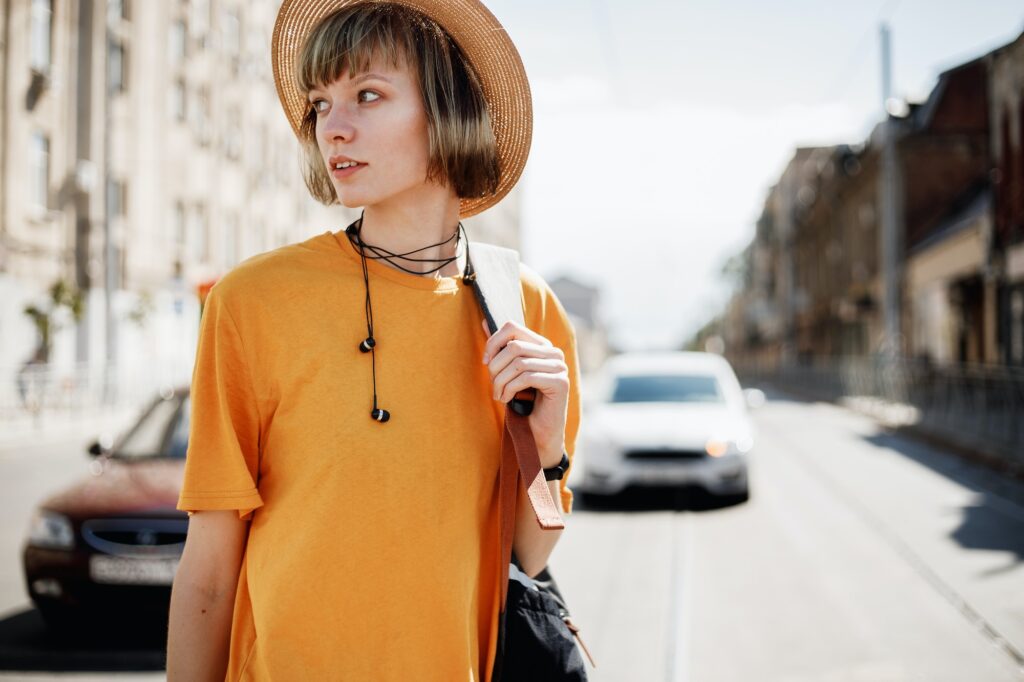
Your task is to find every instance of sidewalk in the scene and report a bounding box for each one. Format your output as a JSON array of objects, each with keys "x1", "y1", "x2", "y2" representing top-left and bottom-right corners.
[{"x1": 756, "y1": 382, "x2": 1024, "y2": 490}]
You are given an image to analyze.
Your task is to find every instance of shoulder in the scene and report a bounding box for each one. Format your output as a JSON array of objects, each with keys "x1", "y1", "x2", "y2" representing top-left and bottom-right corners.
[{"x1": 207, "y1": 235, "x2": 329, "y2": 311}]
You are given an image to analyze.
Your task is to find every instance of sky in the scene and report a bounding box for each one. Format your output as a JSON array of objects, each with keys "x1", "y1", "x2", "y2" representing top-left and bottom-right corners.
[{"x1": 482, "y1": 0, "x2": 1024, "y2": 351}]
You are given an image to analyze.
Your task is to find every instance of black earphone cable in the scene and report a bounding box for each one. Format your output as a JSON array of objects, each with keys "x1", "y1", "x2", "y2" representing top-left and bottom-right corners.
[
  {"x1": 346, "y1": 211, "x2": 465, "y2": 275},
  {"x1": 344, "y1": 211, "x2": 473, "y2": 423}
]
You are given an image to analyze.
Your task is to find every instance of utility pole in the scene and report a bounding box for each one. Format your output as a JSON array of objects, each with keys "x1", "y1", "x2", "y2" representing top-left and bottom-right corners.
[
  {"x1": 878, "y1": 23, "x2": 904, "y2": 357},
  {"x1": 74, "y1": 0, "x2": 95, "y2": 366},
  {"x1": 102, "y1": 1, "x2": 117, "y2": 404}
]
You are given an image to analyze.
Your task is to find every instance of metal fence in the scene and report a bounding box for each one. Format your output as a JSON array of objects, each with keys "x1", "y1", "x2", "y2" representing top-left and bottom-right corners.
[
  {"x1": 734, "y1": 356, "x2": 1024, "y2": 470},
  {"x1": 0, "y1": 358, "x2": 190, "y2": 428}
]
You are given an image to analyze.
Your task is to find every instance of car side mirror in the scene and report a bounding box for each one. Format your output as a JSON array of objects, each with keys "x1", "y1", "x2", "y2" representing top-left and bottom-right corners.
[{"x1": 743, "y1": 388, "x2": 766, "y2": 410}]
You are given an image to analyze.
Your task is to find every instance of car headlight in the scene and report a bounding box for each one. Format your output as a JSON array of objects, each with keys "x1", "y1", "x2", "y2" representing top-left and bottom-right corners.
[
  {"x1": 705, "y1": 436, "x2": 754, "y2": 457},
  {"x1": 27, "y1": 510, "x2": 74, "y2": 550}
]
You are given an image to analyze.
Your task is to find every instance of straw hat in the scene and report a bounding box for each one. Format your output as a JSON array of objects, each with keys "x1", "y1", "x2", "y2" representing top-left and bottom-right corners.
[{"x1": 271, "y1": 0, "x2": 532, "y2": 218}]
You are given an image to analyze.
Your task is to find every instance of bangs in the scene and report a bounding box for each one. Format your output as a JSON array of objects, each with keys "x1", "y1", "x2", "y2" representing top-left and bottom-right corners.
[
  {"x1": 293, "y1": 3, "x2": 501, "y2": 206},
  {"x1": 295, "y1": 6, "x2": 424, "y2": 94}
]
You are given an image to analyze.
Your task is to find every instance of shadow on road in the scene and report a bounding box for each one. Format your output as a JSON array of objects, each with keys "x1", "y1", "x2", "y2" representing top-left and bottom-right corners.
[
  {"x1": 0, "y1": 606, "x2": 165, "y2": 672},
  {"x1": 750, "y1": 382, "x2": 1024, "y2": 566},
  {"x1": 861, "y1": 432, "x2": 1024, "y2": 567},
  {"x1": 575, "y1": 484, "x2": 749, "y2": 513}
]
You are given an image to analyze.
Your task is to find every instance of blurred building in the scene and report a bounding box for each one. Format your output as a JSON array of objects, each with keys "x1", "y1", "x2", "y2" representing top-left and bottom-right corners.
[
  {"x1": 0, "y1": 0, "x2": 521, "y2": 411},
  {"x1": 722, "y1": 147, "x2": 841, "y2": 366},
  {"x1": 720, "y1": 27, "x2": 1024, "y2": 370},
  {"x1": 991, "y1": 34, "x2": 1024, "y2": 366},
  {"x1": 547, "y1": 274, "x2": 609, "y2": 376},
  {"x1": 901, "y1": 56, "x2": 991, "y2": 365}
]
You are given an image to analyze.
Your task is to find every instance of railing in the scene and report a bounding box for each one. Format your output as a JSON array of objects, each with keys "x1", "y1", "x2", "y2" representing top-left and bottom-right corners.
[
  {"x1": 734, "y1": 356, "x2": 1024, "y2": 469},
  {"x1": 0, "y1": 358, "x2": 191, "y2": 427}
]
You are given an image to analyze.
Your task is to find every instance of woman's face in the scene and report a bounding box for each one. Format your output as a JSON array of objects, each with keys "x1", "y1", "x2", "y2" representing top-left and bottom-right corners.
[{"x1": 308, "y1": 55, "x2": 438, "y2": 209}]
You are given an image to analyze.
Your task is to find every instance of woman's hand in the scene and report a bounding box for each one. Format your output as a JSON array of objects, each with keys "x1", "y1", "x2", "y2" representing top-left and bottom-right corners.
[{"x1": 481, "y1": 319, "x2": 569, "y2": 467}]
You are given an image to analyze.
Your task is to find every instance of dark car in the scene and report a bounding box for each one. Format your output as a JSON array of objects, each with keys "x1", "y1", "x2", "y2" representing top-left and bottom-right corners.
[{"x1": 22, "y1": 386, "x2": 192, "y2": 632}]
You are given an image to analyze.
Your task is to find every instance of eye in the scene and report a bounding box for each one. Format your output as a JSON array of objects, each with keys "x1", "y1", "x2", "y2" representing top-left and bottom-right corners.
[
  {"x1": 358, "y1": 89, "x2": 381, "y2": 103},
  {"x1": 310, "y1": 98, "x2": 328, "y2": 114}
]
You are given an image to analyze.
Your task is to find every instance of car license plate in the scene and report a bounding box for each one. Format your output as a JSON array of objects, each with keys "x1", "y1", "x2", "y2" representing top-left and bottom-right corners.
[{"x1": 89, "y1": 555, "x2": 179, "y2": 585}]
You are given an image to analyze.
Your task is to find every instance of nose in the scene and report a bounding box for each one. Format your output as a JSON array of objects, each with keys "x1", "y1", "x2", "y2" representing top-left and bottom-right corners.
[{"x1": 319, "y1": 101, "x2": 357, "y2": 144}]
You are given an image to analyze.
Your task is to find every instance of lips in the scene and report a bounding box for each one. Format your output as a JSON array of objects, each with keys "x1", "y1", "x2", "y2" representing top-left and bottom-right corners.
[
  {"x1": 331, "y1": 163, "x2": 366, "y2": 179},
  {"x1": 328, "y1": 154, "x2": 365, "y2": 168}
]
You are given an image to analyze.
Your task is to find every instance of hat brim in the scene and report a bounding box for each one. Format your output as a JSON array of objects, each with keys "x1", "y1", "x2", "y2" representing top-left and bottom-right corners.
[{"x1": 272, "y1": 0, "x2": 532, "y2": 218}]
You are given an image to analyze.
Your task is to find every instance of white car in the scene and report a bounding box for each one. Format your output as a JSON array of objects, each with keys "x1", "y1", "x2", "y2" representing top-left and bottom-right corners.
[{"x1": 571, "y1": 351, "x2": 762, "y2": 502}]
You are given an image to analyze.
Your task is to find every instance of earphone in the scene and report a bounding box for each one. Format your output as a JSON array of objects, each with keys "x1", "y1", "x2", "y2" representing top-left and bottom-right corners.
[{"x1": 345, "y1": 212, "x2": 470, "y2": 423}]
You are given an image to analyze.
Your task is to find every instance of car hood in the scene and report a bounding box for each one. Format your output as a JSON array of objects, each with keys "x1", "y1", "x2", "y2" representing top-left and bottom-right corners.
[
  {"x1": 40, "y1": 458, "x2": 185, "y2": 519},
  {"x1": 587, "y1": 402, "x2": 751, "y2": 449}
]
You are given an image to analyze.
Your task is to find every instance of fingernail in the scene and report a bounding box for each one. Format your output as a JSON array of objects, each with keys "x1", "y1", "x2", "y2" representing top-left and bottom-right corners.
[{"x1": 482, "y1": 353, "x2": 489, "y2": 364}]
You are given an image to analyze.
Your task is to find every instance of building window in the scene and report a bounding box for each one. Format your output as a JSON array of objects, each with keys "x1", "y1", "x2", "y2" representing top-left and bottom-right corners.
[
  {"x1": 225, "y1": 105, "x2": 242, "y2": 160},
  {"x1": 108, "y1": 40, "x2": 127, "y2": 93},
  {"x1": 222, "y1": 9, "x2": 241, "y2": 76},
  {"x1": 195, "y1": 86, "x2": 211, "y2": 146},
  {"x1": 107, "y1": 178, "x2": 127, "y2": 219},
  {"x1": 190, "y1": 0, "x2": 210, "y2": 44},
  {"x1": 171, "y1": 78, "x2": 186, "y2": 122},
  {"x1": 173, "y1": 201, "x2": 186, "y2": 250},
  {"x1": 190, "y1": 204, "x2": 209, "y2": 263},
  {"x1": 107, "y1": 0, "x2": 130, "y2": 26},
  {"x1": 224, "y1": 212, "x2": 239, "y2": 266},
  {"x1": 168, "y1": 19, "x2": 187, "y2": 65},
  {"x1": 29, "y1": 0, "x2": 52, "y2": 74},
  {"x1": 30, "y1": 131, "x2": 50, "y2": 209}
]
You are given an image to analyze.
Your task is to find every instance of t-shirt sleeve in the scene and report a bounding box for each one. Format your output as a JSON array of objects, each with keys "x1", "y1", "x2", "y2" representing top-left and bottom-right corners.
[
  {"x1": 521, "y1": 266, "x2": 583, "y2": 516},
  {"x1": 177, "y1": 284, "x2": 265, "y2": 521}
]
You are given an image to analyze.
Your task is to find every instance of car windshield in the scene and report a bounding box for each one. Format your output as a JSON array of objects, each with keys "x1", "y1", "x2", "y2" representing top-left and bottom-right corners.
[
  {"x1": 113, "y1": 396, "x2": 187, "y2": 459},
  {"x1": 166, "y1": 396, "x2": 190, "y2": 459},
  {"x1": 610, "y1": 373, "x2": 726, "y2": 404}
]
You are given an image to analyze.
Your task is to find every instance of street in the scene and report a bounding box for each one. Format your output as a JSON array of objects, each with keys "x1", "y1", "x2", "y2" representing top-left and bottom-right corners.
[{"x1": 0, "y1": 390, "x2": 1022, "y2": 681}]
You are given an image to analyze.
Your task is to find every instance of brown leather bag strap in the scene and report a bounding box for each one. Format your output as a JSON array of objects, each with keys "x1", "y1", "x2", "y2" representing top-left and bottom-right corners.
[
  {"x1": 498, "y1": 409, "x2": 565, "y2": 611},
  {"x1": 466, "y1": 242, "x2": 565, "y2": 611}
]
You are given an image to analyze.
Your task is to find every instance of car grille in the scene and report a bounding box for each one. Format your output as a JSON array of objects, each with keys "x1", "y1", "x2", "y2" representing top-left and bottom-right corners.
[
  {"x1": 624, "y1": 448, "x2": 706, "y2": 461},
  {"x1": 81, "y1": 518, "x2": 188, "y2": 557}
]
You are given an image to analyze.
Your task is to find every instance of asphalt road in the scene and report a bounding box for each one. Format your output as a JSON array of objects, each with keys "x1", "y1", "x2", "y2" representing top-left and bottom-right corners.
[
  {"x1": 554, "y1": 390, "x2": 1024, "y2": 681},
  {"x1": 0, "y1": 390, "x2": 1022, "y2": 681}
]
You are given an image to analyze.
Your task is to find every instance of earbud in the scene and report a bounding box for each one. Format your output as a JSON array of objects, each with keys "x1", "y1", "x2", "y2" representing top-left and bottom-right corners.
[
  {"x1": 359, "y1": 337, "x2": 376, "y2": 353},
  {"x1": 371, "y1": 408, "x2": 391, "y2": 422}
]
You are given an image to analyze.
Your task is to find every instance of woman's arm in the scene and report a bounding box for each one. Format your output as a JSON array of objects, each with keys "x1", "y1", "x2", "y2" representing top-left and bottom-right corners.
[
  {"x1": 167, "y1": 510, "x2": 249, "y2": 681},
  {"x1": 481, "y1": 318, "x2": 572, "y2": 578}
]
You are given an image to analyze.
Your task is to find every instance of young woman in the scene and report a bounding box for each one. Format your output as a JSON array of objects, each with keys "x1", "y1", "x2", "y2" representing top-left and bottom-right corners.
[{"x1": 166, "y1": 2, "x2": 581, "y2": 680}]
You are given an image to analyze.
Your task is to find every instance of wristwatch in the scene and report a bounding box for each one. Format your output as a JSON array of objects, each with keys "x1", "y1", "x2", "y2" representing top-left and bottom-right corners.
[{"x1": 543, "y1": 452, "x2": 570, "y2": 481}]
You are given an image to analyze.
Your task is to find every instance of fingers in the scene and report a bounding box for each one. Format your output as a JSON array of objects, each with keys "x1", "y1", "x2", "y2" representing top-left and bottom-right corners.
[
  {"x1": 491, "y1": 356, "x2": 564, "y2": 401},
  {"x1": 481, "y1": 320, "x2": 549, "y2": 364},
  {"x1": 497, "y1": 368, "x2": 569, "y2": 404},
  {"x1": 486, "y1": 338, "x2": 563, "y2": 378},
  {"x1": 479, "y1": 319, "x2": 568, "y2": 403}
]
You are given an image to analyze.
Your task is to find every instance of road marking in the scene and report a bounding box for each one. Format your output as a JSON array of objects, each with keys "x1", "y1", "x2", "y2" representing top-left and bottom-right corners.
[{"x1": 666, "y1": 510, "x2": 693, "y2": 682}]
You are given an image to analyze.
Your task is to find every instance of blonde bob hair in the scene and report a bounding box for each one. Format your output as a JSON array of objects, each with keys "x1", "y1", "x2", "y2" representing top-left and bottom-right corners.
[{"x1": 294, "y1": 3, "x2": 501, "y2": 205}]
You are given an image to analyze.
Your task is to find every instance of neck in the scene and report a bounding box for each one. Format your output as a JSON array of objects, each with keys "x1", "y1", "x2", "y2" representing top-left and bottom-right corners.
[{"x1": 356, "y1": 190, "x2": 464, "y2": 278}]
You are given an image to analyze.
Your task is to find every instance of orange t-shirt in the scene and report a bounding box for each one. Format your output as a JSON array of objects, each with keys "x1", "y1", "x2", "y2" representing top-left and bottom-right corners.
[{"x1": 176, "y1": 228, "x2": 581, "y2": 681}]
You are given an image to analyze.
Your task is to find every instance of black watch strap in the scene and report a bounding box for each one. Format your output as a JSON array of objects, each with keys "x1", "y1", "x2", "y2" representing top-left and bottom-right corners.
[{"x1": 543, "y1": 452, "x2": 570, "y2": 481}]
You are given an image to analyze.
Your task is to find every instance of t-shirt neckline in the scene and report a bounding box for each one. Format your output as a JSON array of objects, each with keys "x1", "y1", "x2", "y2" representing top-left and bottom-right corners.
[{"x1": 324, "y1": 229, "x2": 466, "y2": 292}]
